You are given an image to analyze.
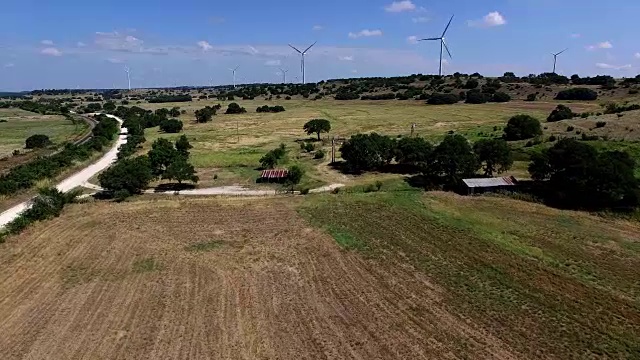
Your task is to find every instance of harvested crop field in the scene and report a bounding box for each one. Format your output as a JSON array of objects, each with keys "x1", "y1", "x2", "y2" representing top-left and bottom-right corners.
[{"x1": 0, "y1": 197, "x2": 518, "y2": 360}]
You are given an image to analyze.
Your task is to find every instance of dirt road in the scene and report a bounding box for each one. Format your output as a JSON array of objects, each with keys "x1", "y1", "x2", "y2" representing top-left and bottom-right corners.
[{"x1": 0, "y1": 114, "x2": 127, "y2": 229}]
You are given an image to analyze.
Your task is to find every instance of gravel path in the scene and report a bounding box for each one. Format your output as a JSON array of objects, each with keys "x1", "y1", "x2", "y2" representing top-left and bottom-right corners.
[{"x1": 0, "y1": 114, "x2": 127, "y2": 229}]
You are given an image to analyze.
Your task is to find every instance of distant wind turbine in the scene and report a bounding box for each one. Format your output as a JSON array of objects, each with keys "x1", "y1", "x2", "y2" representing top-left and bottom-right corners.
[
  {"x1": 419, "y1": 15, "x2": 454, "y2": 76},
  {"x1": 229, "y1": 65, "x2": 239, "y2": 88},
  {"x1": 279, "y1": 68, "x2": 289, "y2": 84},
  {"x1": 288, "y1": 41, "x2": 316, "y2": 84},
  {"x1": 552, "y1": 48, "x2": 568, "y2": 74},
  {"x1": 124, "y1": 66, "x2": 131, "y2": 90}
]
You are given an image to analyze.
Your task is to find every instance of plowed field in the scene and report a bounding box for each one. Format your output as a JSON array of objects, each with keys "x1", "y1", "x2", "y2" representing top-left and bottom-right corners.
[{"x1": 0, "y1": 197, "x2": 519, "y2": 360}]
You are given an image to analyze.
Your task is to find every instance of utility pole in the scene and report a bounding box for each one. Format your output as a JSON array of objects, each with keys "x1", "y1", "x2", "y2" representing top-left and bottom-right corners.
[{"x1": 331, "y1": 137, "x2": 336, "y2": 163}]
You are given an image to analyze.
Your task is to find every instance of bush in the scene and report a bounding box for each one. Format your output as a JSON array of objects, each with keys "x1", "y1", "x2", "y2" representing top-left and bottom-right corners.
[
  {"x1": 256, "y1": 105, "x2": 285, "y2": 113},
  {"x1": 549, "y1": 135, "x2": 557, "y2": 142},
  {"x1": 465, "y1": 90, "x2": 489, "y2": 104},
  {"x1": 504, "y1": 115, "x2": 542, "y2": 141},
  {"x1": 595, "y1": 121, "x2": 606, "y2": 128},
  {"x1": 25, "y1": 134, "x2": 51, "y2": 149},
  {"x1": 159, "y1": 118, "x2": 183, "y2": 133},
  {"x1": 260, "y1": 144, "x2": 287, "y2": 169},
  {"x1": 525, "y1": 93, "x2": 537, "y2": 101},
  {"x1": 547, "y1": 104, "x2": 574, "y2": 122},
  {"x1": 463, "y1": 79, "x2": 479, "y2": 89},
  {"x1": 195, "y1": 106, "x2": 216, "y2": 123},
  {"x1": 300, "y1": 188, "x2": 310, "y2": 195},
  {"x1": 226, "y1": 102, "x2": 247, "y2": 114},
  {"x1": 314, "y1": 149, "x2": 325, "y2": 159},
  {"x1": 427, "y1": 93, "x2": 459, "y2": 105},
  {"x1": 555, "y1": 88, "x2": 598, "y2": 101},
  {"x1": 566, "y1": 125, "x2": 575, "y2": 132},
  {"x1": 303, "y1": 142, "x2": 315, "y2": 152},
  {"x1": 490, "y1": 92, "x2": 511, "y2": 103}
]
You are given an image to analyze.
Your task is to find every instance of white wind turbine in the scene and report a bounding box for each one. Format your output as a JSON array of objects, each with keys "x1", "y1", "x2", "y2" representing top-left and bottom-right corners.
[
  {"x1": 229, "y1": 65, "x2": 239, "y2": 88},
  {"x1": 279, "y1": 68, "x2": 289, "y2": 83},
  {"x1": 288, "y1": 41, "x2": 316, "y2": 84},
  {"x1": 419, "y1": 15, "x2": 454, "y2": 76},
  {"x1": 552, "y1": 48, "x2": 568, "y2": 74},
  {"x1": 124, "y1": 66, "x2": 131, "y2": 90}
]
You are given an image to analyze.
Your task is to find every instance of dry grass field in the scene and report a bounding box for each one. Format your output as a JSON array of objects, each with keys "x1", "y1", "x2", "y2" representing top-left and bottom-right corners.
[
  {"x1": 0, "y1": 108, "x2": 87, "y2": 157},
  {"x1": 137, "y1": 99, "x2": 602, "y2": 187},
  {"x1": 0, "y1": 189, "x2": 638, "y2": 359}
]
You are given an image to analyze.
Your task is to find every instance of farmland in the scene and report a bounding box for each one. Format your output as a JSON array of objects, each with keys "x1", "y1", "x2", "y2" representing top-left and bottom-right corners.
[{"x1": 0, "y1": 189, "x2": 638, "y2": 359}]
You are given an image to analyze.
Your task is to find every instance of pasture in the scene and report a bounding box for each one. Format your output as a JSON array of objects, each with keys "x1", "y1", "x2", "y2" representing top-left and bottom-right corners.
[
  {"x1": 0, "y1": 189, "x2": 638, "y2": 359},
  {"x1": 0, "y1": 108, "x2": 87, "y2": 157},
  {"x1": 137, "y1": 99, "x2": 601, "y2": 187}
]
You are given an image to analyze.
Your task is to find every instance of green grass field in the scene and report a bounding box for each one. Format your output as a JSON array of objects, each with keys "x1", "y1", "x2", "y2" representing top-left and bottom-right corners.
[
  {"x1": 299, "y1": 185, "x2": 640, "y2": 358},
  {"x1": 138, "y1": 99, "x2": 602, "y2": 188},
  {"x1": 0, "y1": 108, "x2": 88, "y2": 156}
]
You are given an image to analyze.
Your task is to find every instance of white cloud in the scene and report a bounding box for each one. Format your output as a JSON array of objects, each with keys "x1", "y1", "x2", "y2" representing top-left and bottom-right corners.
[
  {"x1": 586, "y1": 41, "x2": 613, "y2": 50},
  {"x1": 635, "y1": 52, "x2": 640, "y2": 59},
  {"x1": 265, "y1": 59, "x2": 281, "y2": 66},
  {"x1": 41, "y1": 47, "x2": 62, "y2": 56},
  {"x1": 3, "y1": 63, "x2": 15, "y2": 68},
  {"x1": 41, "y1": 40, "x2": 54, "y2": 45},
  {"x1": 107, "y1": 58, "x2": 124, "y2": 64},
  {"x1": 197, "y1": 41, "x2": 213, "y2": 51},
  {"x1": 412, "y1": 17, "x2": 429, "y2": 23},
  {"x1": 596, "y1": 63, "x2": 631, "y2": 70},
  {"x1": 339, "y1": 55, "x2": 354, "y2": 61},
  {"x1": 570, "y1": 33, "x2": 581, "y2": 39},
  {"x1": 313, "y1": 25, "x2": 324, "y2": 31},
  {"x1": 348, "y1": 29, "x2": 383, "y2": 39},
  {"x1": 407, "y1": 36, "x2": 419, "y2": 44},
  {"x1": 95, "y1": 31, "x2": 144, "y2": 52},
  {"x1": 76, "y1": 41, "x2": 87, "y2": 47},
  {"x1": 351, "y1": 69, "x2": 358, "y2": 73},
  {"x1": 385, "y1": 0, "x2": 416, "y2": 13},
  {"x1": 468, "y1": 11, "x2": 507, "y2": 28},
  {"x1": 248, "y1": 45, "x2": 259, "y2": 55}
]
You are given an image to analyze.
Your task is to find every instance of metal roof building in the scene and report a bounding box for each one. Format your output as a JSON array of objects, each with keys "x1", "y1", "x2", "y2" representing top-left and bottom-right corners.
[
  {"x1": 260, "y1": 169, "x2": 289, "y2": 182},
  {"x1": 462, "y1": 176, "x2": 517, "y2": 194}
]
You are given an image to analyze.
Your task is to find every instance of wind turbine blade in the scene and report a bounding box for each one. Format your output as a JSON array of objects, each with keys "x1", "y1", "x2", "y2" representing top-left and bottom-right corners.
[
  {"x1": 442, "y1": 40, "x2": 452, "y2": 58},
  {"x1": 234, "y1": 65, "x2": 240, "y2": 71},
  {"x1": 420, "y1": 38, "x2": 441, "y2": 41},
  {"x1": 441, "y1": 15, "x2": 454, "y2": 37},
  {"x1": 288, "y1": 44, "x2": 302, "y2": 54},
  {"x1": 558, "y1": 48, "x2": 568, "y2": 55},
  {"x1": 303, "y1": 41, "x2": 317, "y2": 54}
]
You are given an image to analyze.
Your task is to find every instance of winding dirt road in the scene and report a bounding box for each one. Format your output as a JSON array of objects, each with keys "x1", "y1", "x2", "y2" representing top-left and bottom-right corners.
[{"x1": 0, "y1": 115, "x2": 127, "y2": 229}]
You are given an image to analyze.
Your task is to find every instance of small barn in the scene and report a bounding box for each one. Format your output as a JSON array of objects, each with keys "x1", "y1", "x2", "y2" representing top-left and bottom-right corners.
[
  {"x1": 462, "y1": 176, "x2": 517, "y2": 195},
  {"x1": 259, "y1": 169, "x2": 289, "y2": 183}
]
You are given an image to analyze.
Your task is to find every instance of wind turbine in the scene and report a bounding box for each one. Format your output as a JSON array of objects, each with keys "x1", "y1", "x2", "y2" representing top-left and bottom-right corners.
[
  {"x1": 288, "y1": 41, "x2": 316, "y2": 84},
  {"x1": 229, "y1": 65, "x2": 239, "y2": 88},
  {"x1": 279, "y1": 68, "x2": 289, "y2": 84},
  {"x1": 419, "y1": 15, "x2": 454, "y2": 76},
  {"x1": 552, "y1": 48, "x2": 568, "y2": 74},
  {"x1": 124, "y1": 66, "x2": 131, "y2": 90}
]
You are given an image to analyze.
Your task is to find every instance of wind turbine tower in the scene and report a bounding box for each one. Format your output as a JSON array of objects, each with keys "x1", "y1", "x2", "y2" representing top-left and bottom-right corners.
[
  {"x1": 279, "y1": 68, "x2": 289, "y2": 84},
  {"x1": 288, "y1": 41, "x2": 316, "y2": 84},
  {"x1": 230, "y1": 65, "x2": 240, "y2": 88},
  {"x1": 419, "y1": 15, "x2": 454, "y2": 76},
  {"x1": 552, "y1": 49, "x2": 568, "y2": 74},
  {"x1": 124, "y1": 66, "x2": 131, "y2": 90}
]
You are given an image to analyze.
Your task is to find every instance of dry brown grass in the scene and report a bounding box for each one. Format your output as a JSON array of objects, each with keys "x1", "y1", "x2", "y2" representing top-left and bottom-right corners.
[{"x1": 0, "y1": 197, "x2": 520, "y2": 360}]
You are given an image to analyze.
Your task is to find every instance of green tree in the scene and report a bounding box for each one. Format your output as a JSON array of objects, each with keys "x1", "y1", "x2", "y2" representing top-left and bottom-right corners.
[
  {"x1": 103, "y1": 101, "x2": 116, "y2": 112},
  {"x1": 148, "y1": 138, "x2": 178, "y2": 177},
  {"x1": 225, "y1": 102, "x2": 247, "y2": 114},
  {"x1": 25, "y1": 134, "x2": 51, "y2": 149},
  {"x1": 394, "y1": 137, "x2": 433, "y2": 168},
  {"x1": 465, "y1": 89, "x2": 489, "y2": 104},
  {"x1": 340, "y1": 133, "x2": 395, "y2": 171},
  {"x1": 162, "y1": 157, "x2": 199, "y2": 184},
  {"x1": 175, "y1": 135, "x2": 193, "y2": 158},
  {"x1": 303, "y1": 119, "x2": 331, "y2": 140},
  {"x1": 473, "y1": 138, "x2": 513, "y2": 176},
  {"x1": 503, "y1": 115, "x2": 542, "y2": 141},
  {"x1": 430, "y1": 134, "x2": 479, "y2": 184},
  {"x1": 285, "y1": 165, "x2": 305, "y2": 192},
  {"x1": 195, "y1": 106, "x2": 216, "y2": 123},
  {"x1": 464, "y1": 79, "x2": 479, "y2": 89},
  {"x1": 490, "y1": 92, "x2": 511, "y2": 103},
  {"x1": 159, "y1": 118, "x2": 183, "y2": 133},
  {"x1": 169, "y1": 107, "x2": 181, "y2": 117},
  {"x1": 98, "y1": 156, "x2": 154, "y2": 195},
  {"x1": 547, "y1": 104, "x2": 574, "y2": 122}
]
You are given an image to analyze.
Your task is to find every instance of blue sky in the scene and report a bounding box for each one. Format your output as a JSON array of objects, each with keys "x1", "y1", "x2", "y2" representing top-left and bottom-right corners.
[{"x1": 1, "y1": 0, "x2": 639, "y2": 91}]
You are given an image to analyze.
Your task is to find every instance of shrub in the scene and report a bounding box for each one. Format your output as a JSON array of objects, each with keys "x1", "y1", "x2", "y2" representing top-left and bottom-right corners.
[
  {"x1": 159, "y1": 118, "x2": 183, "y2": 133},
  {"x1": 314, "y1": 149, "x2": 325, "y2": 159},
  {"x1": 260, "y1": 144, "x2": 287, "y2": 169},
  {"x1": 225, "y1": 102, "x2": 247, "y2": 114},
  {"x1": 427, "y1": 93, "x2": 459, "y2": 105},
  {"x1": 566, "y1": 125, "x2": 575, "y2": 132},
  {"x1": 25, "y1": 134, "x2": 51, "y2": 149},
  {"x1": 303, "y1": 142, "x2": 315, "y2": 152},
  {"x1": 549, "y1": 135, "x2": 557, "y2": 142},
  {"x1": 503, "y1": 115, "x2": 542, "y2": 141},
  {"x1": 629, "y1": 89, "x2": 639, "y2": 95},
  {"x1": 555, "y1": 88, "x2": 598, "y2": 101},
  {"x1": 256, "y1": 105, "x2": 285, "y2": 113},
  {"x1": 490, "y1": 92, "x2": 511, "y2": 103},
  {"x1": 525, "y1": 93, "x2": 537, "y2": 101},
  {"x1": 465, "y1": 90, "x2": 489, "y2": 104},
  {"x1": 595, "y1": 121, "x2": 606, "y2": 128},
  {"x1": 463, "y1": 79, "x2": 479, "y2": 89},
  {"x1": 300, "y1": 188, "x2": 310, "y2": 195},
  {"x1": 547, "y1": 104, "x2": 574, "y2": 122},
  {"x1": 195, "y1": 106, "x2": 216, "y2": 123},
  {"x1": 375, "y1": 180, "x2": 383, "y2": 191},
  {"x1": 2, "y1": 187, "x2": 78, "y2": 236}
]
